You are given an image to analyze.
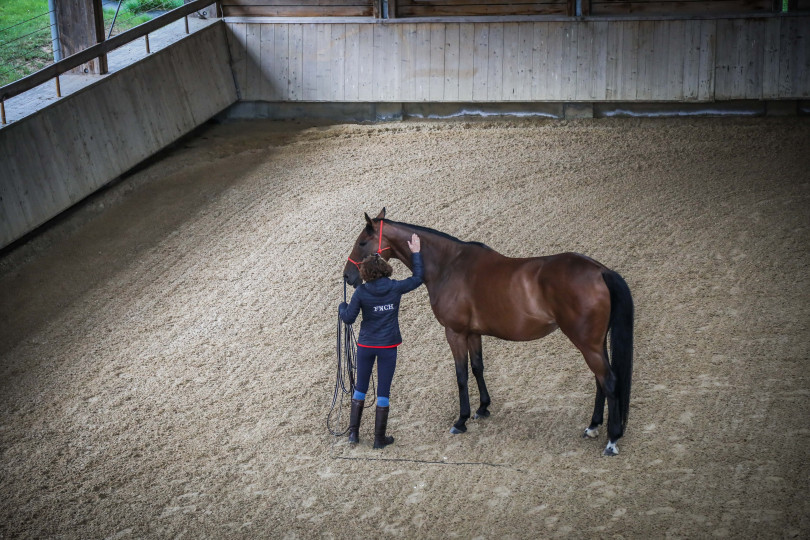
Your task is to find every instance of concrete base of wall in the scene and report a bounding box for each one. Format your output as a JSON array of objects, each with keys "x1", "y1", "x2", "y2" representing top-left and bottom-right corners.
[{"x1": 222, "y1": 100, "x2": 806, "y2": 123}]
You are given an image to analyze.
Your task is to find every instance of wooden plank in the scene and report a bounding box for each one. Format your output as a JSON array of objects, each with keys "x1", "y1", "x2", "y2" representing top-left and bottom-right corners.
[
  {"x1": 458, "y1": 23, "x2": 475, "y2": 100},
  {"x1": 288, "y1": 24, "x2": 304, "y2": 100},
  {"x1": 331, "y1": 24, "x2": 347, "y2": 101},
  {"x1": 344, "y1": 23, "x2": 361, "y2": 100},
  {"x1": 682, "y1": 19, "x2": 701, "y2": 100},
  {"x1": 429, "y1": 23, "x2": 446, "y2": 100},
  {"x1": 502, "y1": 23, "x2": 521, "y2": 100},
  {"x1": 444, "y1": 23, "x2": 461, "y2": 101},
  {"x1": 762, "y1": 16, "x2": 781, "y2": 99},
  {"x1": 487, "y1": 23, "x2": 504, "y2": 100},
  {"x1": 223, "y1": 6, "x2": 372, "y2": 16},
  {"x1": 472, "y1": 23, "x2": 490, "y2": 101},
  {"x1": 357, "y1": 24, "x2": 373, "y2": 101},
  {"x1": 649, "y1": 19, "x2": 670, "y2": 100},
  {"x1": 387, "y1": 25, "x2": 402, "y2": 101},
  {"x1": 635, "y1": 20, "x2": 655, "y2": 99},
  {"x1": 575, "y1": 21, "x2": 593, "y2": 100},
  {"x1": 591, "y1": 20, "x2": 609, "y2": 100},
  {"x1": 515, "y1": 23, "x2": 533, "y2": 100},
  {"x1": 273, "y1": 24, "x2": 291, "y2": 100},
  {"x1": 228, "y1": 23, "x2": 248, "y2": 99},
  {"x1": 560, "y1": 21, "x2": 578, "y2": 100},
  {"x1": 698, "y1": 19, "x2": 716, "y2": 100},
  {"x1": 244, "y1": 23, "x2": 261, "y2": 100},
  {"x1": 414, "y1": 24, "x2": 432, "y2": 100},
  {"x1": 315, "y1": 23, "x2": 331, "y2": 100},
  {"x1": 785, "y1": 16, "x2": 809, "y2": 97},
  {"x1": 396, "y1": 2, "x2": 568, "y2": 17},
  {"x1": 665, "y1": 19, "x2": 685, "y2": 100},
  {"x1": 605, "y1": 19, "x2": 622, "y2": 99},
  {"x1": 302, "y1": 24, "x2": 318, "y2": 100},
  {"x1": 590, "y1": 0, "x2": 774, "y2": 16},
  {"x1": 399, "y1": 24, "x2": 418, "y2": 101},
  {"x1": 744, "y1": 19, "x2": 766, "y2": 99},
  {"x1": 259, "y1": 24, "x2": 275, "y2": 100},
  {"x1": 714, "y1": 18, "x2": 735, "y2": 99},
  {"x1": 372, "y1": 24, "x2": 386, "y2": 100}
]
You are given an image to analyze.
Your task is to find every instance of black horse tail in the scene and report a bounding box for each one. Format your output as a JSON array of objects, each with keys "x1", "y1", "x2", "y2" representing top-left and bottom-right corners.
[{"x1": 602, "y1": 269, "x2": 634, "y2": 437}]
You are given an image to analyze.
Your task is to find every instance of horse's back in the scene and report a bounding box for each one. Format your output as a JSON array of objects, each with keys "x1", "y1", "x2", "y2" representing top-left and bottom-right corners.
[{"x1": 466, "y1": 251, "x2": 609, "y2": 341}]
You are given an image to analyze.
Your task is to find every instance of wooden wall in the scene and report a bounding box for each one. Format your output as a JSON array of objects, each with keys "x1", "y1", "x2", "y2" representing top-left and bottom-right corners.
[
  {"x1": 222, "y1": 0, "x2": 791, "y2": 17},
  {"x1": 221, "y1": 0, "x2": 374, "y2": 17},
  {"x1": 396, "y1": 0, "x2": 570, "y2": 18},
  {"x1": 0, "y1": 23, "x2": 238, "y2": 250},
  {"x1": 585, "y1": 0, "x2": 777, "y2": 16},
  {"x1": 225, "y1": 16, "x2": 810, "y2": 103}
]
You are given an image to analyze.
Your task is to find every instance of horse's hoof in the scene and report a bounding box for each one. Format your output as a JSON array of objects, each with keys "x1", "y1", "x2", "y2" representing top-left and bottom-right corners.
[
  {"x1": 582, "y1": 427, "x2": 599, "y2": 439},
  {"x1": 474, "y1": 409, "x2": 490, "y2": 419},
  {"x1": 449, "y1": 425, "x2": 467, "y2": 435},
  {"x1": 602, "y1": 442, "x2": 619, "y2": 457}
]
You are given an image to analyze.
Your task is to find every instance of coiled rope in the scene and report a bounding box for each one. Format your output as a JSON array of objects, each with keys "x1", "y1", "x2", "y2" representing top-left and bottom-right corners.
[{"x1": 327, "y1": 280, "x2": 375, "y2": 437}]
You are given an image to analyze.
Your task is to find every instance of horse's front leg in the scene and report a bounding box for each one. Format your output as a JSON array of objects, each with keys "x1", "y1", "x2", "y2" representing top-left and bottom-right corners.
[
  {"x1": 468, "y1": 334, "x2": 491, "y2": 419},
  {"x1": 446, "y1": 328, "x2": 471, "y2": 434}
]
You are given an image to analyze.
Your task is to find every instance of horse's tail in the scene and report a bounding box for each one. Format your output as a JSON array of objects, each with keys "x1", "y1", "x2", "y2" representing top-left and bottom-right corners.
[{"x1": 602, "y1": 269, "x2": 634, "y2": 437}]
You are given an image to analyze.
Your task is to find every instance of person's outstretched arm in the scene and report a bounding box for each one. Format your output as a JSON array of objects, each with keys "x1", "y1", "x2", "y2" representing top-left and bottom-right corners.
[{"x1": 394, "y1": 234, "x2": 423, "y2": 294}]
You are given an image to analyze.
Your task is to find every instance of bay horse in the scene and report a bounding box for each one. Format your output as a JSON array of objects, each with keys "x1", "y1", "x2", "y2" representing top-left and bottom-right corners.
[{"x1": 342, "y1": 209, "x2": 634, "y2": 456}]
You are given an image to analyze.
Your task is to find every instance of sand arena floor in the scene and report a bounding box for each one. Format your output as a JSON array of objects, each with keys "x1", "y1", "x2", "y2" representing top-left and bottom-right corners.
[{"x1": 1, "y1": 117, "x2": 809, "y2": 538}]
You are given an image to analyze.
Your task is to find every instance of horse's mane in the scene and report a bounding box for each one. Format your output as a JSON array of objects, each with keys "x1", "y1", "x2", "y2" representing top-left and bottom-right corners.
[{"x1": 382, "y1": 219, "x2": 491, "y2": 250}]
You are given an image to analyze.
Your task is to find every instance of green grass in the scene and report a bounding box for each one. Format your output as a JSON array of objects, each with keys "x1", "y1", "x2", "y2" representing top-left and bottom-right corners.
[
  {"x1": 0, "y1": 0, "x2": 53, "y2": 87},
  {"x1": 123, "y1": 0, "x2": 183, "y2": 16},
  {"x1": 104, "y1": 7, "x2": 152, "y2": 37}
]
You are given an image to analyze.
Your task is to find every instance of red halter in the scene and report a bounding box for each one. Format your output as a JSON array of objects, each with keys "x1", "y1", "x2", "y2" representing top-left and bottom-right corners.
[{"x1": 347, "y1": 219, "x2": 391, "y2": 269}]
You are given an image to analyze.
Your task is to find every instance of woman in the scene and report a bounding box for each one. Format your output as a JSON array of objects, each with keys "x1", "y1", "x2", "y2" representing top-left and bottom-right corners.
[{"x1": 339, "y1": 234, "x2": 423, "y2": 449}]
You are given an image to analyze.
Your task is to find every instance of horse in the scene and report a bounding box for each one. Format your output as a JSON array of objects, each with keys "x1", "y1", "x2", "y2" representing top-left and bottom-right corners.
[{"x1": 342, "y1": 208, "x2": 634, "y2": 456}]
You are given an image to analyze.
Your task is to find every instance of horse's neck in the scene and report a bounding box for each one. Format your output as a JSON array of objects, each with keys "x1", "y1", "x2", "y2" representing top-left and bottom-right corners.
[{"x1": 386, "y1": 222, "x2": 462, "y2": 286}]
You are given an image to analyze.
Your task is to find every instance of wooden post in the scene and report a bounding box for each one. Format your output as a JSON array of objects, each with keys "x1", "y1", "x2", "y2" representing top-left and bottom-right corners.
[
  {"x1": 55, "y1": 75, "x2": 62, "y2": 97},
  {"x1": 184, "y1": 15, "x2": 189, "y2": 34},
  {"x1": 145, "y1": 34, "x2": 151, "y2": 54},
  {"x1": 55, "y1": 0, "x2": 108, "y2": 74},
  {"x1": 1, "y1": 101, "x2": 6, "y2": 125},
  {"x1": 388, "y1": 0, "x2": 397, "y2": 18}
]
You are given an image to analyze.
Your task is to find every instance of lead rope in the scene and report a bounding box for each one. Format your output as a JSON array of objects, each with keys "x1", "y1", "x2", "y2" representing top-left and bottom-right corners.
[{"x1": 327, "y1": 281, "x2": 375, "y2": 444}]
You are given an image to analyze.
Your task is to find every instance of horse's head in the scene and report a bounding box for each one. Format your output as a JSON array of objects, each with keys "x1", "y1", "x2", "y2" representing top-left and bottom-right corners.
[{"x1": 343, "y1": 208, "x2": 388, "y2": 288}]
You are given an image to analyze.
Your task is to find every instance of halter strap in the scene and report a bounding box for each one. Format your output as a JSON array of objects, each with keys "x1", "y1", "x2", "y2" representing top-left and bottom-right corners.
[{"x1": 347, "y1": 219, "x2": 390, "y2": 269}]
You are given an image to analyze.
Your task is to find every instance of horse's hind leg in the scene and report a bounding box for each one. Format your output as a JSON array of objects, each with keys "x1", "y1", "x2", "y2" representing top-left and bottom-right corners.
[
  {"x1": 583, "y1": 376, "x2": 605, "y2": 439},
  {"x1": 583, "y1": 343, "x2": 609, "y2": 439},
  {"x1": 468, "y1": 334, "x2": 491, "y2": 419},
  {"x1": 446, "y1": 328, "x2": 471, "y2": 434}
]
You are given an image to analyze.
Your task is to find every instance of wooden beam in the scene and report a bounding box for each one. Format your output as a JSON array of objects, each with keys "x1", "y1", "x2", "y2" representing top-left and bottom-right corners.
[{"x1": 1, "y1": 0, "x2": 213, "y2": 101}]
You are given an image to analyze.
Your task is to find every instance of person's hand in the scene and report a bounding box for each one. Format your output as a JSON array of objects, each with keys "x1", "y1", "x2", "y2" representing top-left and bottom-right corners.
[{"x1": 407, "y1": 234, "x2": 421, "y2": 253}]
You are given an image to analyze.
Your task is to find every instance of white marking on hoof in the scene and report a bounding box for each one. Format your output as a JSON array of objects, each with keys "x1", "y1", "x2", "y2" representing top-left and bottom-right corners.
[
  {"x1": 583, "y1": 427, "x2": 599, "y2": 439},
  {"x1": 449, "y1": 426, "x2": 463, "y2": 435},
  {"x1": 602, "y1": 441, "x2": 619, "y2": 456}
]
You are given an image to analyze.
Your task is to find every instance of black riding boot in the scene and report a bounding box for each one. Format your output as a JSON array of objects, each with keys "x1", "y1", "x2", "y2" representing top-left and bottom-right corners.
[
  {"x1": 373, "y1": 406, "x2": 395, "y2": 449},
  {"x1": 348, "y1": 399, "x2": 364, "y2": 444}
]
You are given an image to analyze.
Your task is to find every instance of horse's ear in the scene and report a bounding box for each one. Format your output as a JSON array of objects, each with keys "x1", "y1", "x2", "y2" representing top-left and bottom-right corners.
[
  {"x1": 375, "y1": 208, "x2": 386, "y2": 220},
  {"x1": 364, "y1": 212, "x2": 374, "y2": 230}
]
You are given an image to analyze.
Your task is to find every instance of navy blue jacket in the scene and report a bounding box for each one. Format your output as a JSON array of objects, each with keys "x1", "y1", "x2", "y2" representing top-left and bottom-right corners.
[{"x1": 339, "y1": 253, "x2": 424, "y2": 347}]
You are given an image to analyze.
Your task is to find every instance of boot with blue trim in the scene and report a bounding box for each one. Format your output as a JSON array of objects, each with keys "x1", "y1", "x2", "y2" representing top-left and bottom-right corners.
[{"x1": 348, "y1": 399, "x2": 364, "y2": 444}]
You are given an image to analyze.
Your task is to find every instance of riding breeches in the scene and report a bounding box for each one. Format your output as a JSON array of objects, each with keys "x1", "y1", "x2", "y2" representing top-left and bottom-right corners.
[{"x1": 355, "y1": 346, "x2": 398, "y2": 399}]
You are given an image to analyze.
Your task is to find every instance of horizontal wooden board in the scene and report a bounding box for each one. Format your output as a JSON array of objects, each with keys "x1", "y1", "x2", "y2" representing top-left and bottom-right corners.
[
  {"x1": 397, "y1": 0, "x2": 569, "y2": 17},
  {"x1": 224, "y1": 6, "x2": 373, "y2": 16},
  {"x1": 589, "y1": 0, "x2": 776, "y2": 15},
  {"x1": 398, "y1": 4, "x2": 570, "y2": 15}
]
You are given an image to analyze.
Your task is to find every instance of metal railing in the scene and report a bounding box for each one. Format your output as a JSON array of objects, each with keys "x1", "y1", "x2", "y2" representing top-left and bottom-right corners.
[{"x1": 0, "y1": 0, "x2": 218, "y2": 124}]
